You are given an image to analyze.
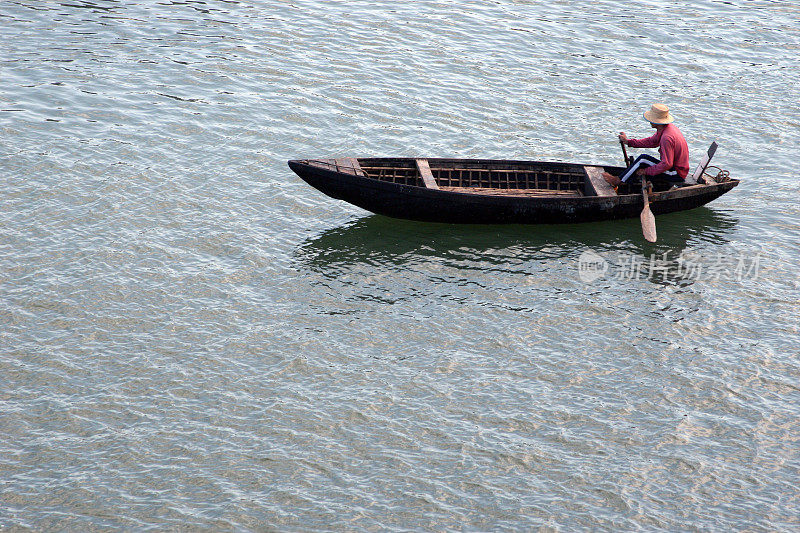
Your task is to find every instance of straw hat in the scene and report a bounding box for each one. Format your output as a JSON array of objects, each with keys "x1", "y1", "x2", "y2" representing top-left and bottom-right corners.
[{"x1": 643, "y1": 103, "x2": 674, "y2": 124}]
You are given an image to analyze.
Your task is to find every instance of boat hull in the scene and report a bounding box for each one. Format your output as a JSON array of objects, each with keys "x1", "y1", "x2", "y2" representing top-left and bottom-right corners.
[{"x1": 288, "y1": 158, "x2": 739, "y2": 224}]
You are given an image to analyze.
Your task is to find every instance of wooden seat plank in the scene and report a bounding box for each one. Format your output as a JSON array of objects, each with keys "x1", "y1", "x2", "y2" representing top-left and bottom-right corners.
[
  {"x1": 584, "y1": 166, "x2": 617, "y2": 197},
  {"x1": 416, "y1": 159, "x2": 439, "y2": 190},
  {"x1": 334, "y1": 158, "x2": 366, "y2": 177}
]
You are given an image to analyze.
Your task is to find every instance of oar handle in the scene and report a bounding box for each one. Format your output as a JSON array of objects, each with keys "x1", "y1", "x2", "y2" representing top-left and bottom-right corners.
[{"x1": 619, "y1": 138, "x2": 632, "y2": 166}]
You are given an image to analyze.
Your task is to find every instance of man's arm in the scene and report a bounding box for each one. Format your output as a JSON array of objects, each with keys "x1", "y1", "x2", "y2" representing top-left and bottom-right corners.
[{"x1": 626, "y1": 132, "x2": 660, "y2": 149}]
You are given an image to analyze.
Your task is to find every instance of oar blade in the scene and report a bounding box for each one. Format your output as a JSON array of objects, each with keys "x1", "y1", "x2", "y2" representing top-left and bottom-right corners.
[{"x1": 640, "y1": 205, "x2": 657, "y2": 242}]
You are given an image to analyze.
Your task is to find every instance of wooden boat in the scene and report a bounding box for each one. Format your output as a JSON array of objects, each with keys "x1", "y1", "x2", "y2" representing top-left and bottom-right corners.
[{"x1": 287, "y1": 157, "x2": 738, "y2": 224}]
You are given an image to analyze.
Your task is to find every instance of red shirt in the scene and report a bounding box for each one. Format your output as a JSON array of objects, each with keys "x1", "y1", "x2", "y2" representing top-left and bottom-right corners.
[{"x1": 628, "y1": 123, "x2": 690, "y2": 179}]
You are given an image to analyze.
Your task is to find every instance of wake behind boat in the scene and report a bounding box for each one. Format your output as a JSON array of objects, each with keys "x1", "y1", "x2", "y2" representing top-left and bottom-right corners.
[{"x1": 287, "y1": 156, "x2": 738, "y2": 225}]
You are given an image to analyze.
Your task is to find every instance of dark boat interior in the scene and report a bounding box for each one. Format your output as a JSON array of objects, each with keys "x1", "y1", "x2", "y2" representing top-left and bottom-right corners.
[
  {"x1": 364, "y1": 158, "x2": 591, "y2": 196},
  {"x1": 304, "y1": 157, "x2": 630, "y2": 197}
]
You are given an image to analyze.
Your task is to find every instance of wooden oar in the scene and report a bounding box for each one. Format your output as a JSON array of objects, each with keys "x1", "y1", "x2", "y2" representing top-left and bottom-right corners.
[
  {"x1": 620, "y1": 137, "x2": 656, "y2": 242},
  {"x1": 640, "y1": 178, "x2": 657, "y2": 242}
]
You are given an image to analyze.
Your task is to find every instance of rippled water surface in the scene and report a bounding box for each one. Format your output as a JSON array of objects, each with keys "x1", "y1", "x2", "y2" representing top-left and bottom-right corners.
[{"x1": 2, "y1": 0, "x2": 799, "y2": 530}]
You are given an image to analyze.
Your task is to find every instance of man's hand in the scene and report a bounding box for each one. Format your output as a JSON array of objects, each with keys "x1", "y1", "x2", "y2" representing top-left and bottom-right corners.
[{"x1": 618, "y1": 132, "x2": 629, "y2": 143}]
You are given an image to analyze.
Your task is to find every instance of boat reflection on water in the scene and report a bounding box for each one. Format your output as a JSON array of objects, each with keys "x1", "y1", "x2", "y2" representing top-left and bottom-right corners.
[{"x1": 295, "y1": 207, "x2": 739, "y2": 286}]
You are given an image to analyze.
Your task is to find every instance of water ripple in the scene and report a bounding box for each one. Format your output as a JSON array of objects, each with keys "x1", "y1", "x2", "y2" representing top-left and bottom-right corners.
[{"x1": 1, "y1": 0, "x2": 799, "y2": 530}]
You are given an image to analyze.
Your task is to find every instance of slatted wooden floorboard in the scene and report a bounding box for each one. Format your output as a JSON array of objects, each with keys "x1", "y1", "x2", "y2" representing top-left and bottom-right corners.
[
  {"x1": 358, "y1": 164, "x2": 586, "y2": 193},
  {"x1": 439, "y1": 187, "x2": 582, "y2": 197}
]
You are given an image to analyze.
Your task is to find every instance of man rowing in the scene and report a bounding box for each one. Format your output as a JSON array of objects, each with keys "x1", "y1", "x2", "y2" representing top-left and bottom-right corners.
[{"x1": 602, "y1": 103, "x2": 690, "y2": 189}]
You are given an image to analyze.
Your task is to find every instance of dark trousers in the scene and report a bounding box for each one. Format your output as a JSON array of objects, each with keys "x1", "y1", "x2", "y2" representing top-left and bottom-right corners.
[{"x1": 619, "y1": 154, "x2": 681, "y2": 183}]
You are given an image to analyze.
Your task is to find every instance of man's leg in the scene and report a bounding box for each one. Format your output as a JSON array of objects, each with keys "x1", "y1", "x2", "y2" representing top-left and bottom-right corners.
[
  {"x1": 619, "y1": 154, "x2": 660, "y2": 183},
  {"x1": 603, "y1": 154, "x2": 660, "y2": 186}
]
